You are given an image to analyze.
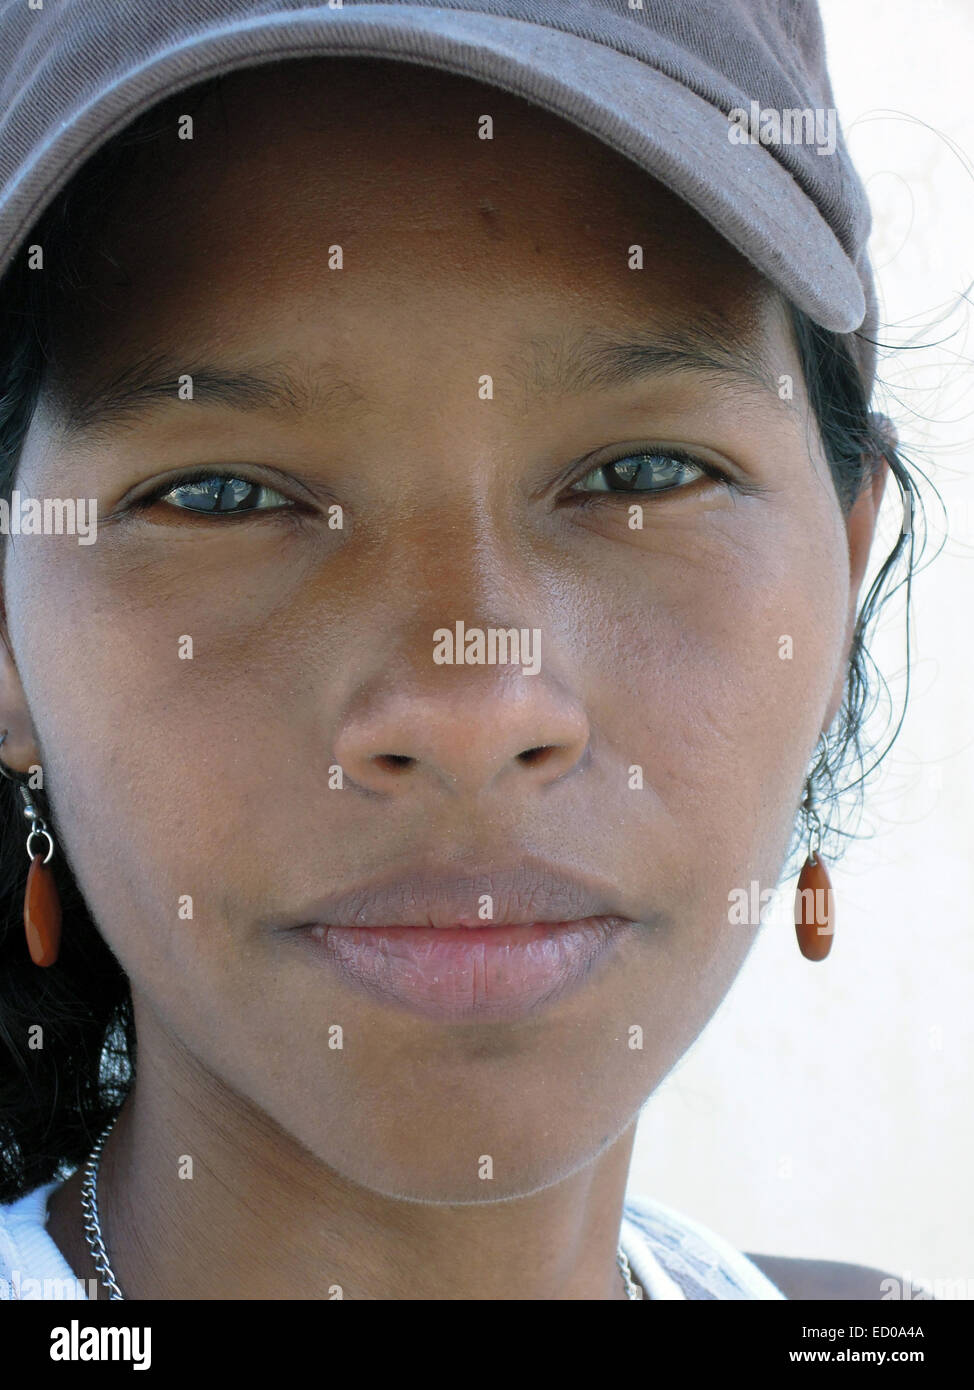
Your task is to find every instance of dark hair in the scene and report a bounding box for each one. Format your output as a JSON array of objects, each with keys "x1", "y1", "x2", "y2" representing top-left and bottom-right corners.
[{"x1": 0, "y1": 80, "x2": 942, "y2": 1202}]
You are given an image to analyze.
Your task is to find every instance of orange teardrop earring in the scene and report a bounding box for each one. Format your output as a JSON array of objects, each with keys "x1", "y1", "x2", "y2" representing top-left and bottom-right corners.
[
  {"x1": 794, "y1": 734, "x2": 834, "y2": 962},
  {"x1": 0, "y1": 729, "x2": 61, "y2": 967}
]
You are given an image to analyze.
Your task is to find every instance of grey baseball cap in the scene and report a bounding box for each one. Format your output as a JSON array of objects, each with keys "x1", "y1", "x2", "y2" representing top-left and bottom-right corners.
[{"x1": 0, "y1": 0, "x2": 878, "y2": 389}]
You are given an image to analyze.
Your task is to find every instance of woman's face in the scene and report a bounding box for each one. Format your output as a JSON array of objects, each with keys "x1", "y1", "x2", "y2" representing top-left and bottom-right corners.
[{"x1": 3, "y1": 59, "x2": 883, "y2": 1201}]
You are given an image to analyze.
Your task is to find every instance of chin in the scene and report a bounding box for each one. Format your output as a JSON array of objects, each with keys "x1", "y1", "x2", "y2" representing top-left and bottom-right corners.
[{"x1": 302, "y1": 1113, "x2": 633, "y2": 1206}]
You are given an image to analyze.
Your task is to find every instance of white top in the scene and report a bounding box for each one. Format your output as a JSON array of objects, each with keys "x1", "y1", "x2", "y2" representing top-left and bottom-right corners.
[
  {"x1": 621, "y1": 1193, "x2": 785, "y2": 1298},
  {"x1": 0, "y1": 1179, "x2": 785, "y2": 1299}
]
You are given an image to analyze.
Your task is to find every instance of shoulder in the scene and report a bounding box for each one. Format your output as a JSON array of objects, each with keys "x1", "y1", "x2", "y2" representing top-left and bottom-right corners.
[{"x1": 744, "y1": 1252, "x2": 905, "y2": 1300}]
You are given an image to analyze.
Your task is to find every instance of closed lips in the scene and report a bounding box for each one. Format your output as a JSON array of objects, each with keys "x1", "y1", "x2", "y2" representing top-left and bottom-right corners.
[{"x1": 272, "y1": 861, "x2": 639, "y2": 1021}]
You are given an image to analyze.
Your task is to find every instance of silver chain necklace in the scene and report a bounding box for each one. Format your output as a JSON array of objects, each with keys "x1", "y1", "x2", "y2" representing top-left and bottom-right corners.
[{"x1": 80, "y1": 1118, "x2": 643, "y2": 1300}]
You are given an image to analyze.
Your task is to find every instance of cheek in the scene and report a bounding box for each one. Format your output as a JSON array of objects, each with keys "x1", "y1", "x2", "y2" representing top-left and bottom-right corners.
[
  {"x1": 4, "y1": 542, "x2": 280, "y2": 984},
  {"x1": 575, "y1": 501, "x2": 849, "y2": 887}
]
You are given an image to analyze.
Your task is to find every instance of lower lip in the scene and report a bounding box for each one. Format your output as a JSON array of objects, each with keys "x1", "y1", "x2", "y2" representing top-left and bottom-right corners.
[{"x1": 296, "y1": 918, "x2": 634, "y2": 1022}]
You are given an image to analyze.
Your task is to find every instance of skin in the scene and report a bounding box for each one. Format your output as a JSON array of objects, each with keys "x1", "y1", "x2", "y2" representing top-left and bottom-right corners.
[{"x1": 0, "y1": 57, "x2": 888, "y2": 1300}]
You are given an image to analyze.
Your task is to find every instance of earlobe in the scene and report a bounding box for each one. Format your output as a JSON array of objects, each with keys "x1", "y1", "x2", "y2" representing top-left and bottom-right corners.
[{"x1": 0, "y1": 617, "x2": 42, "y2": 773}]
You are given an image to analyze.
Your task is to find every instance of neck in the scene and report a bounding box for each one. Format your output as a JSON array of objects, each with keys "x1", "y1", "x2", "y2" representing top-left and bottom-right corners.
[{"x1": 48, "y1": 1023, "x2": 639, "y2": 1301}]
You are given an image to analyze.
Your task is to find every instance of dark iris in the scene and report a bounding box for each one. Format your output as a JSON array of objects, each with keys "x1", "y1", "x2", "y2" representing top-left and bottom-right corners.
[
  {"x1": 162, "y1": 477, "x2": 277, "y2": 512},
  {"x1": 593, "y1": 454, "x2": 699, "y2": 491}
]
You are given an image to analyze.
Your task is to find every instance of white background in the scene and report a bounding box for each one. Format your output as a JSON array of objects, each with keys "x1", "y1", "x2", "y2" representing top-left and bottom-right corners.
[{"x1": 627, "y1": 0, "x2": 974, "y2": 1285}]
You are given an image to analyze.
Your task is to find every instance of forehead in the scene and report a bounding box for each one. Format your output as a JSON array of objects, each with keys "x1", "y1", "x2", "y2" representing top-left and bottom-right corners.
[{"x1": 44, "y1": 56, "x2": 787, "y2": 406}]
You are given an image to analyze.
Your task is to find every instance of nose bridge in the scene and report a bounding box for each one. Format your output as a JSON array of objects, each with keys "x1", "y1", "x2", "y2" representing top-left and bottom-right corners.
[
  {"x1": 367, "y1": 479, "x2": 536, "y2": 658},
  {"x1": 385, "y1": 437, "x2": 508, "y2": 597},
  {"x1": 330, "y1": 523, "x2": 589, "y2": 796}
]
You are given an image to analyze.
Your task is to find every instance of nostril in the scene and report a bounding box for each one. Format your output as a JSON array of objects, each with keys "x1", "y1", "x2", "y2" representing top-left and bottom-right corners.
[
  {"x1": 517, "y1": 745, "x2": 553, "y2": 766},
  {"x1": 374, "y1": 754, "x2": 415, "y2": 772}
]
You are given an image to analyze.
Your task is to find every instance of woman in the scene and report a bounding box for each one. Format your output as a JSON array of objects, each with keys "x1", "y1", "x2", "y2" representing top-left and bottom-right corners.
[{"x1": 0, "y1": 1, "x2": 926, "y2": 1299}]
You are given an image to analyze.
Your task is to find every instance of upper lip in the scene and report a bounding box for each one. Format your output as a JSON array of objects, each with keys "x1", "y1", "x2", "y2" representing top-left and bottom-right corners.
[{"x1": 274, "y1": 859, "x2": 632, "y2": 929}]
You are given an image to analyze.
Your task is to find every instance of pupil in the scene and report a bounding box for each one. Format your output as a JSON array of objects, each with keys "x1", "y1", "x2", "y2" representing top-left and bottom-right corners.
[
  {"x1": 604, "y1": 455, "x2": 685, "y2": 490},
  {"x1": 215, "y1": 478, "x2": 255, "y2": 511}
]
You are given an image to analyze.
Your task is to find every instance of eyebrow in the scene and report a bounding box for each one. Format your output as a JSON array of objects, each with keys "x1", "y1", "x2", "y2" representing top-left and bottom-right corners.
[
  {"x1": 52, "y1": 319, "x2": 782, "y2": 440},
  {"x1": 51, "y1": 351, "x2": 359, "y2": 441},
  {"x1": 516, "y1": 320, "x2": 781, "y2": 401}
]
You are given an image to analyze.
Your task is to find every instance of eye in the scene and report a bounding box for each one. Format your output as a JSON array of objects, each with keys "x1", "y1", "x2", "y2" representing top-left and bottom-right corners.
[
  {"x1": 569, "y1": 448, "x2": 724, "y2": 497},
  {"x1": 132, "y1": 470, "x2": 294, "y2": 516}
]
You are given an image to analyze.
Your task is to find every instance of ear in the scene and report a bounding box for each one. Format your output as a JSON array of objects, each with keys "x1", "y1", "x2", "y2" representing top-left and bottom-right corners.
[
  {"x1": 0, "y1": 611, "x2": 42, "y2": 774},
  {"x1": 822, "y1": 453, "x2": 891, "y2": 730}
]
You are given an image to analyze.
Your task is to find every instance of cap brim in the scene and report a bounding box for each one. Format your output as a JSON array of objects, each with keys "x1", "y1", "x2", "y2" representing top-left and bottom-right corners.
[{"x1": 0, "y1": 3, "x2": 865, "y2": 331}]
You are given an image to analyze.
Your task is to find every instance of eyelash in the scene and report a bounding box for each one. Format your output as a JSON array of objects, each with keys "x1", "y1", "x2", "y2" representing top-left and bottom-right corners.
[{"x1": 128, "y1": 448, "x2": 728, "y2": 521}]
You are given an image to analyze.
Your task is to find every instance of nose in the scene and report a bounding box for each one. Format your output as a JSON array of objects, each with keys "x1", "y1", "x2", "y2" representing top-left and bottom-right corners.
[{"x1": 333, "y1": 656, "x2": 590, "y2": 797}]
